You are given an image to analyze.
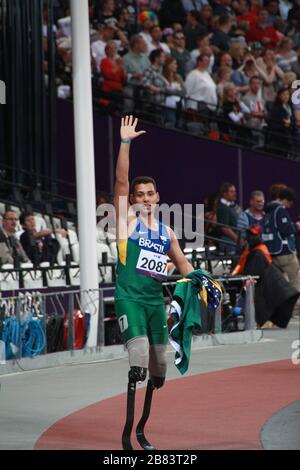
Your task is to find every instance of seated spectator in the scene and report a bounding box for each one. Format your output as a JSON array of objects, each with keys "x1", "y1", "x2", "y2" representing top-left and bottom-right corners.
[
  {"x1": 237, "y1": 190, "x2": 266, "y2": 242},
  {"x1": 232, "y1": 225, "x2": 299, "y2": 328},
  {"x1": 96, "y1": 0, "x2": 117, "y2": 26},
  {"x1": 170, "y1": 31, "x2": 191, "y2": 80},
  {"x1": 266, "y1": 0, "x2": 281, "y2": 25},
  {"x1": 162, "y1": 55, "x2": 186, "y2": 126},
  {"x1": 276, "y1": 37, "x2": 298, "y2": 72},
  {"x1": 20, "y1": 212, "x2": 66, "y2": 267},
  {"x1": 246, "y1": 8, "x2": 281, "y2": 49},
  {"x1": 100, "y1": 41, "x2": 127, "y2": 105},
  {"x1": 0, "y1": 211, "x2": 28, "y2": 266},
  {"x1": 204, "y1": 193, "x2": 221, "y2": 244},
  {"x1": 185, "y1": 53, "x2": 218, "y2": 111},
  {"x1": 267, "y1": 87, "x2": 294, "y2": 155},
  {"x1": 291, "y1": 44, "x2": 300, "y2": 77}
]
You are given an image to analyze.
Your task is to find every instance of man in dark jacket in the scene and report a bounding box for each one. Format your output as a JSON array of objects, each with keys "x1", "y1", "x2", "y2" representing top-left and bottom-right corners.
[{"x1": 263, "y1": 187, "x2": 300, "y2": 315}]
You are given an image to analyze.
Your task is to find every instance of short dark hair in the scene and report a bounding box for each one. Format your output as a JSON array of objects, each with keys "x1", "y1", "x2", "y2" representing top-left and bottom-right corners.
[
  {"x1": 20, "y1": 211, "x2": 34, "y2": 226},
  {"x1": 130, "y1": 176, "x2": 157, "y2": 194},
  {"x1": 219, "y1": 182, "x2": 235, "y2": 196},
  {"x1": 149, "y1": 48, "x2": 163, "y2": 63},
  {"x1": 269, "y1": 183, "x2": 287, "y2": 200},
  {"x1": 278, "y1": 187, "x2": 296, "y2": 202}
]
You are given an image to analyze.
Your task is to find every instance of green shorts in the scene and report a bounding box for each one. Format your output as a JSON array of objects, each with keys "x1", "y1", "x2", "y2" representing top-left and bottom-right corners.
[{"x1": 115, "y1": 300, "x2": 168, "y2": 345}]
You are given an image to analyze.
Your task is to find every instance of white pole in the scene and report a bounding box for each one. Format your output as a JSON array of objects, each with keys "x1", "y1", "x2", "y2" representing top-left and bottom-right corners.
[{"x1": 71, "y1": 0, "x2": 99, "y2": 347}]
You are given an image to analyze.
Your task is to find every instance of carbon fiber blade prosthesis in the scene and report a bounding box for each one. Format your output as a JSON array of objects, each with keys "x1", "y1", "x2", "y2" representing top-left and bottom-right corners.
[
  {"x1": 136, "y1": 380, "x2": 155, "y2": 450},
  {"x1": 122, "y1": 381, "x2": 136, "y2": 450}
]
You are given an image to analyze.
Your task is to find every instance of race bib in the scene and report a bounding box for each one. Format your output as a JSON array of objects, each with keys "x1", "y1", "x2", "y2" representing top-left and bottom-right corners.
[{"x1": 136, "y1": 249, "x2": 168, "y2": 281}]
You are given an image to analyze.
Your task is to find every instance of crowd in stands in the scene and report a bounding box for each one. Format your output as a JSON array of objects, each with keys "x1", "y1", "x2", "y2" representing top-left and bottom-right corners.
[
  {"x1": 44, "y1": 0, "x2": 300, "y2": 157},
  {"x1": 0, "y1": 190, "x2": 117, "y2": 276}
]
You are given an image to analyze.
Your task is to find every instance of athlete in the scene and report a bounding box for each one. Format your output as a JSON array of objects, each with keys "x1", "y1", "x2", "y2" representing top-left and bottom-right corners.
[{"x1": 114, "y1": 115, "x2": 194, "y2": 450}]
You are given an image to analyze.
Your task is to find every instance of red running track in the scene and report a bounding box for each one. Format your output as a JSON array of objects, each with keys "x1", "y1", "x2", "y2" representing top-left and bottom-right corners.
[{"x1": 35, "y1": 360, "x2": 300, "y2": 450}]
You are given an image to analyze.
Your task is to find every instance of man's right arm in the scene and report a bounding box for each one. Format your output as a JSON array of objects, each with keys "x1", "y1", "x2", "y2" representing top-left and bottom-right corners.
[{"x1": 114, "y1": 116, "x2": 146, "y2": 241}]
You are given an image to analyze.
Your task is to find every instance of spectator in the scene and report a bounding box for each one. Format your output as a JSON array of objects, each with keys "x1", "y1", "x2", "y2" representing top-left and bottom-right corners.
[
  {"x1": 0, "y1": 211, "x2": 28, "y2": 266},
  {"x1": 217, "y1": 182, "x2": 241, "y2": 254},
  {"x1": 187, "y1": 34, "x2": 215, "y2": 74},
  {"x1": 96, "y1": 0, "x2": 117, "y2": 26},
  {"x1": 123, "y1": 34, "x2": 150, "y2": 111},
  {"x1": 123, "y1": 34, "x2": 150, "y2": 85},
  {"x1": 184, "y1": 10, "x2": 208, "y2": 51},
  {"x1": 91, "y1": 23, "x2": 117, "y2": 72},
  {"x1": 221, "y1": 83, "x2": 251, "y2": 144},
  {"x1": 20, "y1": 212, "x2": 66, "y2": 267},
  {"x1": 138, "y1": 10, "x2": 158, "y2": 52},
  {"x1": 263, "y1": 186, "x2": 300, "y2": 315},
  {"x1": 199, "y1": 5, "x2": 214, "y2": 31},
  {"x1": 158, "y1": 0, "x2": 186, "y2": 28},
  {"x1": 170, "y1": 31, "x2": 191, "y2": 79},
  {"x1": 162, "y1": 55, "x2": 186, "y2": 126},
  {"x1": 268, "y1": 183, "x2": 287, "y2": 200},
  {"x1": 147, "y1": 24, "x2": 171, "y2": 54},
  {"x1": 237, "y1": 190, "x2": 266, "y2": 241},
  {"x1": 278, "y1": 0, "x2": 293, "y2": 21},
  {"x1": 232, "y1": 225, "x2": 298, "y2": 328},
  {"x1": 242, "y1": 75, "x2": 267, "y2": 147},
  {"x1": 256, "y1": 48, "x2": 284, "y2": 103},
  {"x1": 210, "y1": 15, "x2": 234, "y2": 53},
  {"x1": 267, "y1": 87, "x2": 294, "y2": 155},
  {"x1": 115, "y1": 6, "x2": 134, "y2": 44},
  {"x1": 276, "y1": 37, "x2": 298, "y2": 72},
  {"x1": 231, "y1": 54, "x2": 268, "y2": 94},
  {"x1": 216, "y1": 65, "x2": 233, "y2": 100},
  {"x1": 236, "y1": 0, "x2": 258, "y2": 29},
  {"x1": 214, "y1": 0, "x2": 236, "y2": 19},
  {"x1": 266, "y1": 0, "x2": 281, "y2": 25},
  {"x1": 185, "y1": 53, "x2": 218, "y2": 111},
  {"x1": 141, "y1": 48, "x2": 167, "y2": 105},
  {"x1": 228, "y1": 43, "x2": 247, "y2": 70},
  {"x1": 291, "y1": 45, "x2": 300, "y2": 77},
  {"x1": 246, "y1": 8, "x2": 281, "y2": 48},
  {"x1": 100, "y1": 41, "x2": 127, "y2": 97},
  {"x1": 182, "y1": 0, "x2": 209, "y2": 11}
]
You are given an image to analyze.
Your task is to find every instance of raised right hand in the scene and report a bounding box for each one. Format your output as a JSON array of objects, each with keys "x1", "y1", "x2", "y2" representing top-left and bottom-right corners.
[{"x1": 120, "y1": 115, "x2": 146, "y2": 141}]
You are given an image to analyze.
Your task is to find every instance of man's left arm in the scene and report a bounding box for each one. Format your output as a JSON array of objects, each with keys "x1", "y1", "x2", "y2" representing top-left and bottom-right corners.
[{"x1": 167, "y1": 229, "x2": 194, "y2": 276}]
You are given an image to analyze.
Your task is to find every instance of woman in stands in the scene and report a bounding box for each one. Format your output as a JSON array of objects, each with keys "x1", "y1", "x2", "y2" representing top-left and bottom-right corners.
[
  {"x1": 162, "y1": 55, "x2": 185, "y2": 126},
  {"x1": 100, "y1": 40, "x2": 127, "y2": 108}
]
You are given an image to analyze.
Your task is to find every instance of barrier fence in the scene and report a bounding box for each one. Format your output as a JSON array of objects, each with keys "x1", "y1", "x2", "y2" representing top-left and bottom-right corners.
[{"x1": 0, "y1": 275, "x2": 258, "y2": 365}]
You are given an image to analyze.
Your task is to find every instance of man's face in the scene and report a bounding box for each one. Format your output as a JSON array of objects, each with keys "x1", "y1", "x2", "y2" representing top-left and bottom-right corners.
[
  {"x1": 2, "y1": 212, "x2": 18, "y2": 234},
  {"x1": 224, "y1": 186, "x2": 237, "y2": 202},
  {"x1": 151, "y1": 26, "x2": 162, "y2": 42},
  {"x1": 23, "y1": 215, "x2": 36, "y2": 231},
  {"x1": 130, "y1": 183, "x2": 159, "y2": 215},
  {"x1": 281, "y1": 199, "x2": 293, "y2": 209},
  {"x1": 250, "y1": 78, "x2": 261, "y2": 94},
  {"x1": 250, "y1": 195, "x2": 265, "y2": 212}
]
